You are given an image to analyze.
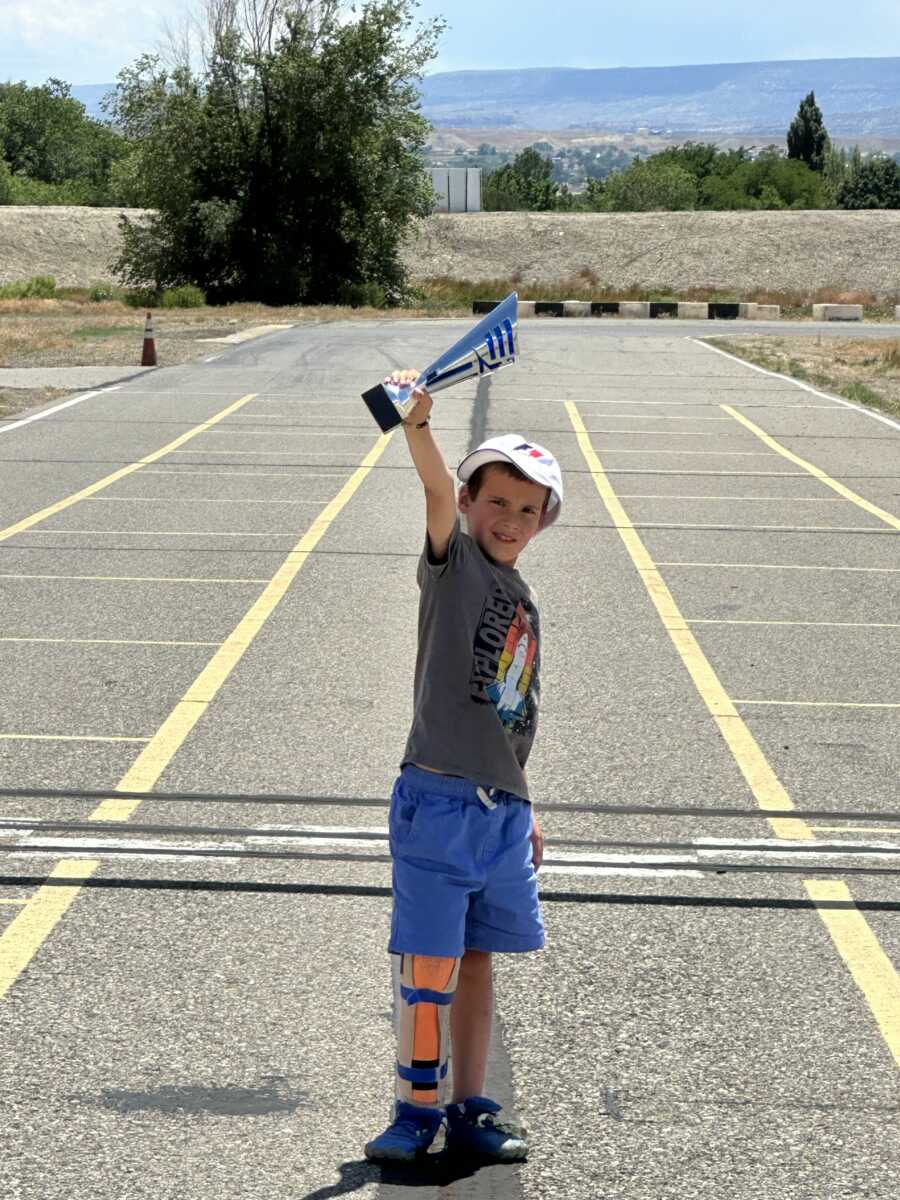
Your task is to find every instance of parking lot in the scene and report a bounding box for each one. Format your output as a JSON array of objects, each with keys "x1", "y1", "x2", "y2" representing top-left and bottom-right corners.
[{"x1": 1, "y1": 318, "x2": 898, "y2": 1200}]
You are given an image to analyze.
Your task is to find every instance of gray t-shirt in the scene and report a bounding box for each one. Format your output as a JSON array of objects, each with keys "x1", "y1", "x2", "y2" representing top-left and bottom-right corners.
[{"x1": 401, "y1": 518, "x2": 541, "y2": 800}]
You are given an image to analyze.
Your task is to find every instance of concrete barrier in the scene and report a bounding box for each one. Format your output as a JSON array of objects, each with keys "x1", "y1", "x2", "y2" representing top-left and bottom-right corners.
[
  {"x1": 678, "y1": 302, "x2": 709, "y2": 319},
  {"x1": 618, "y1": 301, "x2": 651, "y2": 318},
  {"x1": 472, "y1": 298, "x2": 783, "y2": 320},
  {"x1": 812, "y1": 303, "x2": 863, "y2": 321}
]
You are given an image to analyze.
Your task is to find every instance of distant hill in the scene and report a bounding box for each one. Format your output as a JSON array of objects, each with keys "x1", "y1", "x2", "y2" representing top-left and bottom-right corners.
[
  {"x1": 75, "y1": 57, "x2": 900, "y2": 138},
  {"x1": 418, "y1": 57, "x2": 900, "y2": 137}
]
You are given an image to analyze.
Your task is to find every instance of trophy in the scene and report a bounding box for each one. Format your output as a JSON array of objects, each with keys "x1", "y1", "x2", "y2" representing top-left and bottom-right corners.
[{"x1": 361, "y1": 292, "x2": 519, "y2": 432}]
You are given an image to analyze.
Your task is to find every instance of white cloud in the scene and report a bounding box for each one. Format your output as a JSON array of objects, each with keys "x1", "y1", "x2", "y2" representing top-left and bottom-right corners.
[{"x1": 0, "y1": 0, "x2": 188, "y2": 82}]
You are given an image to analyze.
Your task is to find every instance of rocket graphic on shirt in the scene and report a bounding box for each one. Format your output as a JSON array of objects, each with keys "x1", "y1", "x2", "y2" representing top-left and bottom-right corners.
[{"x1": 469, "y1": 584, "x2": 539, "y2": 735}]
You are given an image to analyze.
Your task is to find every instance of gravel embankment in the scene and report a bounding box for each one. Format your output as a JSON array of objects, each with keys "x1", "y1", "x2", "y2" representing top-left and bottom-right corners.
[
  {"x1": 402, "y1": 209, "x2": 900, "y2": 295},
  {"x1": 2, "y1": 205, "x2": 900, "y2": 296}
]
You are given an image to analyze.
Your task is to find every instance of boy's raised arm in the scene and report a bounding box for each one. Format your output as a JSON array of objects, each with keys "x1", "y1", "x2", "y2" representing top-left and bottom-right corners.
[{"x1": 389, "y1": 371, "x2": 457, "y2": 561}]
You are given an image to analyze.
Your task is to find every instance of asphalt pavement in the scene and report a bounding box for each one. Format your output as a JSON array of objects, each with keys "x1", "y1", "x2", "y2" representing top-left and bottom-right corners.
[{"x1": 0, "y1": 317, "x2": 898, "y2": 1200}]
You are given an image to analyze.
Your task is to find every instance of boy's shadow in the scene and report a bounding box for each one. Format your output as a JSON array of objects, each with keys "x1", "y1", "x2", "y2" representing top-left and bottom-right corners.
[{"x1": 299, "y1": 1152, "x2": 491, "y2": 1198}]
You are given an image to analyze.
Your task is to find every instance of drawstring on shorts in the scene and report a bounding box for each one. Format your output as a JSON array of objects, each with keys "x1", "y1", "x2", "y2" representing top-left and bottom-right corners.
[{"x1": 476, "y1": 786, "x2": 498, "y2": 810}]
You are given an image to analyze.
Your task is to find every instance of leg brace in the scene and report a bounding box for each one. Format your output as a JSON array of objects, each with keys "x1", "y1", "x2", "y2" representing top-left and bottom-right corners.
[{"x1": 392, "y1": 953, "x2": 460, "y2": 1106}]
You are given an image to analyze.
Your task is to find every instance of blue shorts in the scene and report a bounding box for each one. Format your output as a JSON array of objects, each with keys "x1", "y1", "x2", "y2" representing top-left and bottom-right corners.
[{"x1": 388, "y1": 764, "x2": 545, "y2": 958}]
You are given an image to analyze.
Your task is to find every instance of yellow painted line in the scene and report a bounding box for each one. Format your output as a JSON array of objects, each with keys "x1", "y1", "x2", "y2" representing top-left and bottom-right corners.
[
  {"x1": 566, "y1": 401, "x2": 810, "y2": 843},
  {"x1": 0, "y1": 734, "x2": 151, "y2": 743},
  {"x1": 0, "y1": 430, "x2": 393, "y2": 1002},
  {"x1": 0, "y1": 900, "x2": 28, "y2": 906},
  {"x1": 689, "y1": 619, "x2": 900, "y2": 629},
  {"x1": 736, "y1": 700, "x2": 900, "y2": 709},
  {"x1": 567, "y1": 399, "x2": 900, "y2": 1070},
  {"x1": 0, "y1": 861, "x2": 100, "y2": 1001},
  {"x1": 0, "y1": 637, "x2": 221, "y2": 648},
  {"x1": 0, "y1": 573, "x2": 268, "y2": 584},
  {"x1": 93, "y1": 429, "x2": 393, "y2": 815},
  {"x1": 806, "y1": 881, "x2": 900, "y2": 1068},
  {"x1": 656, "y1": 561, "x2": 900, "y2": 573},
  {"x1": 0, "y1": 394, "x2": 259, "y2": 545},
  {"x1": 722, "y1": 405, "x2": 900, "y2": 530}
]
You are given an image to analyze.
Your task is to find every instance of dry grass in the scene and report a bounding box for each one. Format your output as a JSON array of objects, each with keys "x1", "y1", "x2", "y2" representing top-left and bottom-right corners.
[
  {"x1": 0, "y1": 297, "x2": 468, "y2": 371},
  {"x1": 708, "y1": 334, "x2": 900, "y2": 421}
]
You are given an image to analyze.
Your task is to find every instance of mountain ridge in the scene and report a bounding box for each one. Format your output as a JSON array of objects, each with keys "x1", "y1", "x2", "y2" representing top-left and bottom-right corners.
[
  {"x1": 72, "y1": 56, "x2": 900, "y2": 137},
  {"x1": 418, "y1": 57, "x2": 900, "y2": 136}
]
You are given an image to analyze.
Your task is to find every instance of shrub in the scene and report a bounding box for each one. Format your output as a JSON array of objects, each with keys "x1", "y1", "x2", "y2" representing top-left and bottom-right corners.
[
  {"x1": 160, "y1": 284, "x2": 206, "y2": 308},
  {"x1": 124, "y1": 287, "x2": 160, "y2": 308},
  {"x1": 88, "y1": 281, "x2": 117, "y2": 302},
  {"x1": 0, "y1": 275, "x2": 57, "y2": 299},
  {"x1": 601, "y1": 161, "x2": 699, "y2": 212},
  {"x1": 337, "y1": 281, "x2": 386, "y2": 309}
]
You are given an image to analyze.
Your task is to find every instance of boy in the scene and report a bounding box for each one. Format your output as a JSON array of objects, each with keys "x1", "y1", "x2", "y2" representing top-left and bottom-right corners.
[{"x1": 364, "y1": 370, "x2": 563, "y2": 1165}]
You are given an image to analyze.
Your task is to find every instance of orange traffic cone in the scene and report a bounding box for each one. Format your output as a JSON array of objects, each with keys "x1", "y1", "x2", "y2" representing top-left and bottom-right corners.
[{"x1": 141, "y1": 311, "x2": 157, "y2": 366}]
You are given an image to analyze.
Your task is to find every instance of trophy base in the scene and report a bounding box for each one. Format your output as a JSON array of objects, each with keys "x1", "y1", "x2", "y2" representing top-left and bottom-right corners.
[{"x1": 362, "y1": 384, "x2": 405, "y2": 433}]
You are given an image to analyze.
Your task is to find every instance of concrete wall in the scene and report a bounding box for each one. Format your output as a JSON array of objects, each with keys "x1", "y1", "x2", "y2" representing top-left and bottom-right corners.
[{"x1": 430, "y1": 168, "x2": 482, "y2": 213}]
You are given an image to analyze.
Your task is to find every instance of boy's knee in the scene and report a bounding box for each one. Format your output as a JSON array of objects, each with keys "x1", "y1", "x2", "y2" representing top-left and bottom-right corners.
[{"x1": 460, "y1": 948, "x2": 492, "y2": 978}]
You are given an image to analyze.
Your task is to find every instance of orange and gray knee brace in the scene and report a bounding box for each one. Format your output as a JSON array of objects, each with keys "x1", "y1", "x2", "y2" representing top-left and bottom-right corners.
[{"x1": 392, "y1": 953, "x2": 461, "y2": 1106}]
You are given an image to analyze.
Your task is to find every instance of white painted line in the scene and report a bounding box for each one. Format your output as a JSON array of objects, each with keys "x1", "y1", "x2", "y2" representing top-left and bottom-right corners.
[
  {"x1": 19, "y1": 529, "x2": 304, "y2": 538},
  {"x1": 696, "y1": 837, "x2": 900, "y2": 859},
  {"x1": 618, "y1": 495, "x2": 845, "y2": 502},
  {"x1": 735, "y1": 700, "x2": 900, "y2": 709},
  {"x1": 688, "y1": 619, "x2": 900, "y2": 629},
  {"x1": 0, "y1": 734, "x2": 151, "y2": 743},
  {"x1": 0, "y1": 637, "x2": 221, "y2": 648},
  {"x1": 143, "y1": 469, "x2": 349, "y2": 478},
  {"x1": 657, "y1": 561, "x2": 900, "y2": 573},
  {"x1": 0, "y1": 573, "x2": 268, "y2": 584},
  {"x1": 693, "y1": 338, "x2": 900, "y2": 433},
  {"x1": 85, "y1": 497, "x2": 331, "y2": 504},
  {"x1": 0, "y1": 386, "x2": 120, "y2": 436}
]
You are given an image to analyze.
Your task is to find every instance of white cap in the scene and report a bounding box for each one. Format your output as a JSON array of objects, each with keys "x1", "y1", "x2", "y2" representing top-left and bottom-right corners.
[{"x1": 457, "y1": 434, "x2": 563, "y2": 529}]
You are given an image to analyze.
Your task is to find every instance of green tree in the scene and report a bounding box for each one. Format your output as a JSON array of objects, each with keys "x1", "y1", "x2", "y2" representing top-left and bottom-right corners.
[
  {"x1": 787, "y1": 91, "x2": 829, "y2": 172},
  {"x1": 838, "y1": 156, "x2": 900, "y2": 209},
  {"x1": 0, "y1": 79, "x2": 125, "y2": 202},
  {"x1": 600, "y1": 158, "x2": 698, "y2": 211},
  {"x1": 822, "y1": 142, "x2": 848, "y2": 205},
  {"x1": 483, "y1": 146, "x2": 562, "y2": 211},
  {"x1": 0, "y1": 158, "x2": 13, "y2": 205},
  {"x1": 109, "y1": 0, "x2": 443, "y2": 304}
]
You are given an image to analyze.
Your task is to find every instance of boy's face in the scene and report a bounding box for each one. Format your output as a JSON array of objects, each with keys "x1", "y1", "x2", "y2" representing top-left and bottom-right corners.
[{"x1": 459, "y1": 465, "x2": 549, "y2": 566}]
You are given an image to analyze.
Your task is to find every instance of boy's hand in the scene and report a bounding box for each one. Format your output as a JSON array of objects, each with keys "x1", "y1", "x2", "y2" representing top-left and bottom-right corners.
[
  {"x1": 386, "y1": 370, "x2": 433, "y2": 428},
  {"x1": 530, "y1": 814, "x2": 544, "y2": 871}
]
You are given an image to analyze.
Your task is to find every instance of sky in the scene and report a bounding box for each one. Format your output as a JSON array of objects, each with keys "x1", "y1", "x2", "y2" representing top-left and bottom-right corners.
[{"x1": 2, "y1": 0, "x2": 900, "y2": 85}]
